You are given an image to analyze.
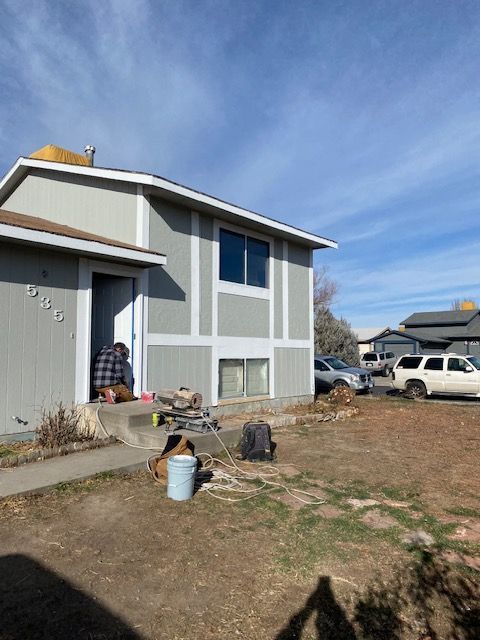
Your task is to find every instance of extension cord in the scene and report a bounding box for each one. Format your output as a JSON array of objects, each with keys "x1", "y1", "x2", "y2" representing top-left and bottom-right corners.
[{"x1": 97, "y1": 406, "x2": 326, "y2": 506}]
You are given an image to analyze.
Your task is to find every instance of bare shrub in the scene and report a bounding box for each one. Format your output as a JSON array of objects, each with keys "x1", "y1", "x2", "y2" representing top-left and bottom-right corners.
[{"x1": 36, "y1": 402, "x2": 93, "y2": 448}]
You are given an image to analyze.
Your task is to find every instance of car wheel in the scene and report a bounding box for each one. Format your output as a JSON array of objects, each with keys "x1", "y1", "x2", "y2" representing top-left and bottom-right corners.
[
  {"x1": 383, "y1": 366, "x2": 391, "y2": 377},
  {"x1": 405, "y1": 380, "x2": 426, "y2": 399},
  {"x1": 333, "y1": 380, "x2": 350, "y2": 389}
]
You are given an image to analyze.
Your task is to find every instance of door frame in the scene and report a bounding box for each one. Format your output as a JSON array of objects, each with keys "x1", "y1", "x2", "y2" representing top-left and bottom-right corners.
[{"x1": 75, "y1": 258, "x2": 146, "y2": 402}]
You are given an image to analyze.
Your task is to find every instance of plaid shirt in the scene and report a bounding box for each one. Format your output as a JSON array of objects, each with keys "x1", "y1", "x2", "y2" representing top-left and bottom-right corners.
[{"x1": 93, "y1": 346, "x2": 126, "y2": 388}]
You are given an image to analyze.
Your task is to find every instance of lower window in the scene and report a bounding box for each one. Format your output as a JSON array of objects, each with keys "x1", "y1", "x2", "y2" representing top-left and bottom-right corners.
[{"x1": 219, "y1": 358, "x2": 269, "y2": 399}]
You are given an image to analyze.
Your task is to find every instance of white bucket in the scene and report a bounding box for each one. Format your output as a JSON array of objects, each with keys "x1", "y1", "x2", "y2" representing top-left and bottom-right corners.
[{"x1": 167, "y1": 455, "x2": 197, "y2": 501}]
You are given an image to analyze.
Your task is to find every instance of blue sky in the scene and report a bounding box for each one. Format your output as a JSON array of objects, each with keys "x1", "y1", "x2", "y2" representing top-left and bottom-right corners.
[{"x1": 1, "y1": 0, "x2": 480, "y2": 328}]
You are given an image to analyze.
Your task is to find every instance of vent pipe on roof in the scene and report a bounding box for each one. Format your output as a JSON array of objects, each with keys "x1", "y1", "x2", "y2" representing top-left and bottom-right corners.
[{"x1": 84, "y1": 145, "x2": 96, "y2": 166}]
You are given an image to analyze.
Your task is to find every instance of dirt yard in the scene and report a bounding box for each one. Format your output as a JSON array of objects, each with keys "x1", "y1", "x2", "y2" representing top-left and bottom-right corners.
[{"x1": 1, "y1": 396, "x2": 479, "y2": 639}]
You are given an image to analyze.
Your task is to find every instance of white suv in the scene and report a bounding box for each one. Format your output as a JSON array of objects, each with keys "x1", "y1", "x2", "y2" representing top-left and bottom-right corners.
[
  {"x1": 391, "y1": 353, "x2": 480, "y2": 398},
  {"x1": 360, "y1": 351, "x2": 397, "y2": 377}
]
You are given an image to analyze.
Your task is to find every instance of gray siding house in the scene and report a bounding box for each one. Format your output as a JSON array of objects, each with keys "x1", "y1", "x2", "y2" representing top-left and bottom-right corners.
[
  {"x1": 368, "y1": 310, "x2": 480, "y2": 357},
  {"x1": 0, "y1": 149, "x2": 336, "y2": 438}
]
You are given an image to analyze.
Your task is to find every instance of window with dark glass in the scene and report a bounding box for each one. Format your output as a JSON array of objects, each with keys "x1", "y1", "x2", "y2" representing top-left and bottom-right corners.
[
  {"x1": 315, "y1": 360, "x2": 329, "y2": 371},
  {"x1": 396, "y1": 356, "x2": 422, "y2": 369},
  {"x1": 448, "y1": 357, "x2": 469, "y2": 372},
  {"x1": 424, "y1": 358, "x2": 443, "y2": 371},
  {"x1": 219, "y1": 229, "x2": 245, "y2": 284},
  {"x1": 247, "y1": 237, "x2": 269, "y2": 287},
  {"x1": 219, "y1": 229, "x2": 269, "y2": 288}
]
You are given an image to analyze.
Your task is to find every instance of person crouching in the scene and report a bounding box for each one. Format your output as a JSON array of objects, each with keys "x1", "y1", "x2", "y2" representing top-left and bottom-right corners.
[{"x1": 93, "y1": 342, "x2": 136, "y2": 402}]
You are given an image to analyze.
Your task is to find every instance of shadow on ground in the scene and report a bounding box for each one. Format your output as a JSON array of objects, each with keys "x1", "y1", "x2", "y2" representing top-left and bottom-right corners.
[
  {"x1": 0, "y1": 554, "x2": 143, "y2": 639},
  {"x1": 275, "y1": 552, "x2": 479, "y2": 639}
]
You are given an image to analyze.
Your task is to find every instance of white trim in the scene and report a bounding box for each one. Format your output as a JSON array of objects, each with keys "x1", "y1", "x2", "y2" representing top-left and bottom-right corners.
[
  {"x1": 308, "y1": 250, "x2": 315, "y2": 395},
  {"x1": 141, "y1": 269, "x2": 150, "y2": 391},
  {"x1": 0, "y1": 157, "x2": 23, "y2": 194},
  {"x1": 191, "y1": 210, "x2": 200, "y2": 336},
  {"x1": 136, "y1": 185, "x2": 150, "y2": 247},
  {"x1": 75, "y1": 260, "x2": 146, "y2": 402},
  {"x1": 282, "y1": 240, "x2": 289, "y2": 340},
  {"x1": 75, "y1": 258, "x2": 92, "y2": 403},
  {"x1": 211, "y1": 345, "x2": 219, "y2": 406},
  {"x1": 0, "y1": 157, "x2": 337, "y2": 249},
  {"x1": 147, "y1": 333, "x2": 311, "y2": 349},
  {"x1": 269, "y1": 250, "x2": 275, "y2": 336},
  {"x1": 134, "y1": 188, "x2": 150, "y2": 389},
  {"x1": 269, "y1": 254, "x2": 275, "y2": 395},
  {"x1": 217, "y1": 280, "x2": 270, "y2": 299},
  {"x1": 0, "y1": 222, "x2": 165, "y2": 266},
  {"x1": 212, "y1": 224, "x2": 219, "y2": 338}
]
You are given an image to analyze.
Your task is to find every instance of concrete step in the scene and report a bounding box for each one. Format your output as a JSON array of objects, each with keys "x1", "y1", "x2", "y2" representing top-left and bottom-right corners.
[{"x1": 83, "y1": 401, "x2": 244, "y2": 453}]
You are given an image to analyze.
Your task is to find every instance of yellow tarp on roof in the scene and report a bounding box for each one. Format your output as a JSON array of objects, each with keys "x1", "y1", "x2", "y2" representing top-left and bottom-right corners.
[{"x1": 29, "y1": 144, "x2": 90, "y2": 166}]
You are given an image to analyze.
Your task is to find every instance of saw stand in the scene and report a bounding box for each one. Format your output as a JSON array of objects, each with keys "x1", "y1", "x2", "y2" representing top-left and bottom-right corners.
[{"x1": 152, "y1": 404, "x2": 219, "y2": 434}]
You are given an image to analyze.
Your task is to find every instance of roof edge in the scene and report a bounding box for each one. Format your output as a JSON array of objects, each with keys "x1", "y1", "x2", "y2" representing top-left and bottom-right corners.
[
  {"x1": 0, "y1": 157, "x2": 337, "y2": 250},
  {"x1": 0, "y1": 217, "x2": 166, "y2": 267}
]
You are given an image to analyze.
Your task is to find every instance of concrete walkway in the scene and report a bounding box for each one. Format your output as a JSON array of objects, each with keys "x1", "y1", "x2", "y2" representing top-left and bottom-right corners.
[
  {"x1": 0, "y1": 443, "x2": 153, "y2": 499},
  {"x1": 0, "y1": 420, "x2": 245, "y2": 499}
]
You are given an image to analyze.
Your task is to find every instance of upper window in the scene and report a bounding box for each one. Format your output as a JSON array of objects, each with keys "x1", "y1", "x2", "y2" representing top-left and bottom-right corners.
[
  {"x1": 386, "y1": 352, "x2": 395, "y2": 359},
  {"x1": 379, "y1": 353, "x2": 385, "y2": 360},
  {"x1": 219, "y1": 229, "x2": 269, "y2": 288}
]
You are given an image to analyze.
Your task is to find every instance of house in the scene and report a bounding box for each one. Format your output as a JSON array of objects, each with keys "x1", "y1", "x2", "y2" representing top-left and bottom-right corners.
[
  {"x1": 353, "y1": 327, "x2": 388, "y2": 355},
  {"x1": 367, "y1": 310, "x2": 480, "y2": 357},
  {"x1": 0, "y1": 145, "x2": 336, "y2": 439}
]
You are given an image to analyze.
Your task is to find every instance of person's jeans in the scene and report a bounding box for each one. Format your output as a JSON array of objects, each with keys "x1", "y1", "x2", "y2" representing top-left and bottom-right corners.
[{"x1": 96, "y1": 384, "x2": 136, "y2": 403}]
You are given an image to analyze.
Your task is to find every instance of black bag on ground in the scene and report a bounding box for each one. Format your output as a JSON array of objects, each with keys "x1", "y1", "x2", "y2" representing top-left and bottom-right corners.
[{"x1": 240, "y1": 421, "x2": 273, "y2": 461}]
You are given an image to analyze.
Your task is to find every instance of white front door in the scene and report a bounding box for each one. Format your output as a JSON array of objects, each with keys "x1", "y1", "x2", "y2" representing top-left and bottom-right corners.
[{"x1": 91, "y1": 274, "x2": 134, "y2": 390}]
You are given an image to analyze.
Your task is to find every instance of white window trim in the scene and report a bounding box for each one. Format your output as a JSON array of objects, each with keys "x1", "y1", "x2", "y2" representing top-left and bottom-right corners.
[
  {"x1": 75, "y1": 259, "x2": 146, "y2": 403},
  {"x1": 214, "y1": 219, "x2": 273, "y2": 299},
  {"x1": 191, "y1": 210, "x2": 200, "y2": 335},
  {"x1": 309, "y1": 250, "x2": 314, "y2": 395},
  {"x1": 217, "y1": 280, "x2": 270, "y2": 300},
  {"x1": 282, "y1": 240, "x2": 289, "y2": 339},
  {"x1": 218, "y1": 356, "x2": 270, "y2": 401}
]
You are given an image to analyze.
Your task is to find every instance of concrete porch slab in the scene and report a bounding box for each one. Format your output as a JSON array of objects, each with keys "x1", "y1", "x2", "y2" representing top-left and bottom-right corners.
[{"x1": 83, "y1": 400, "x2": 245, "y2": 450}]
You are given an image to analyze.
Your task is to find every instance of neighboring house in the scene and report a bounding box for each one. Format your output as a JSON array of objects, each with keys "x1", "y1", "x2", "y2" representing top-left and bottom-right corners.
[
  {"x1": 367, "y1": 310, "x2": 480, "y2": 357},
  {"x1": 0, "y1": 145, "x2": 336, "y2": 438},
  {"x1": 354, "y1": 327, "x2": 388, "y2": 355}
]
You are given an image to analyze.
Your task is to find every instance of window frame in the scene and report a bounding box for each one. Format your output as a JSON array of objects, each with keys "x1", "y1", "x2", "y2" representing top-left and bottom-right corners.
[
  {"x1": 216, "y1": 220, "x2": 273, "y2": 299},
  {"x1": 218, "y1": 357, "x2": 270, "y2": 400}
]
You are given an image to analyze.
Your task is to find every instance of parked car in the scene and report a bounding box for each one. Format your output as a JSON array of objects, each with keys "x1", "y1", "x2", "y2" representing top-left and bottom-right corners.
[
  {"x1": 391, "y1": 353, "x2": 480, "y2": 399},
  {"x1": 360, "y1": 351, "x2": 397, "y2": 376},
  {"x1": 314, "y1": 355, "x2": 374, "y2": 393}
]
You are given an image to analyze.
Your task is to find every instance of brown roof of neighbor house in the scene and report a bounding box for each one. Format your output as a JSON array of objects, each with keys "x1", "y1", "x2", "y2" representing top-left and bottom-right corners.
[
  {"x1": 0, "y1": 209, "x2": 165, "y2": 257},
  {"x1": 29, "y1": 144, "x2": 90, "y2": 166}
]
